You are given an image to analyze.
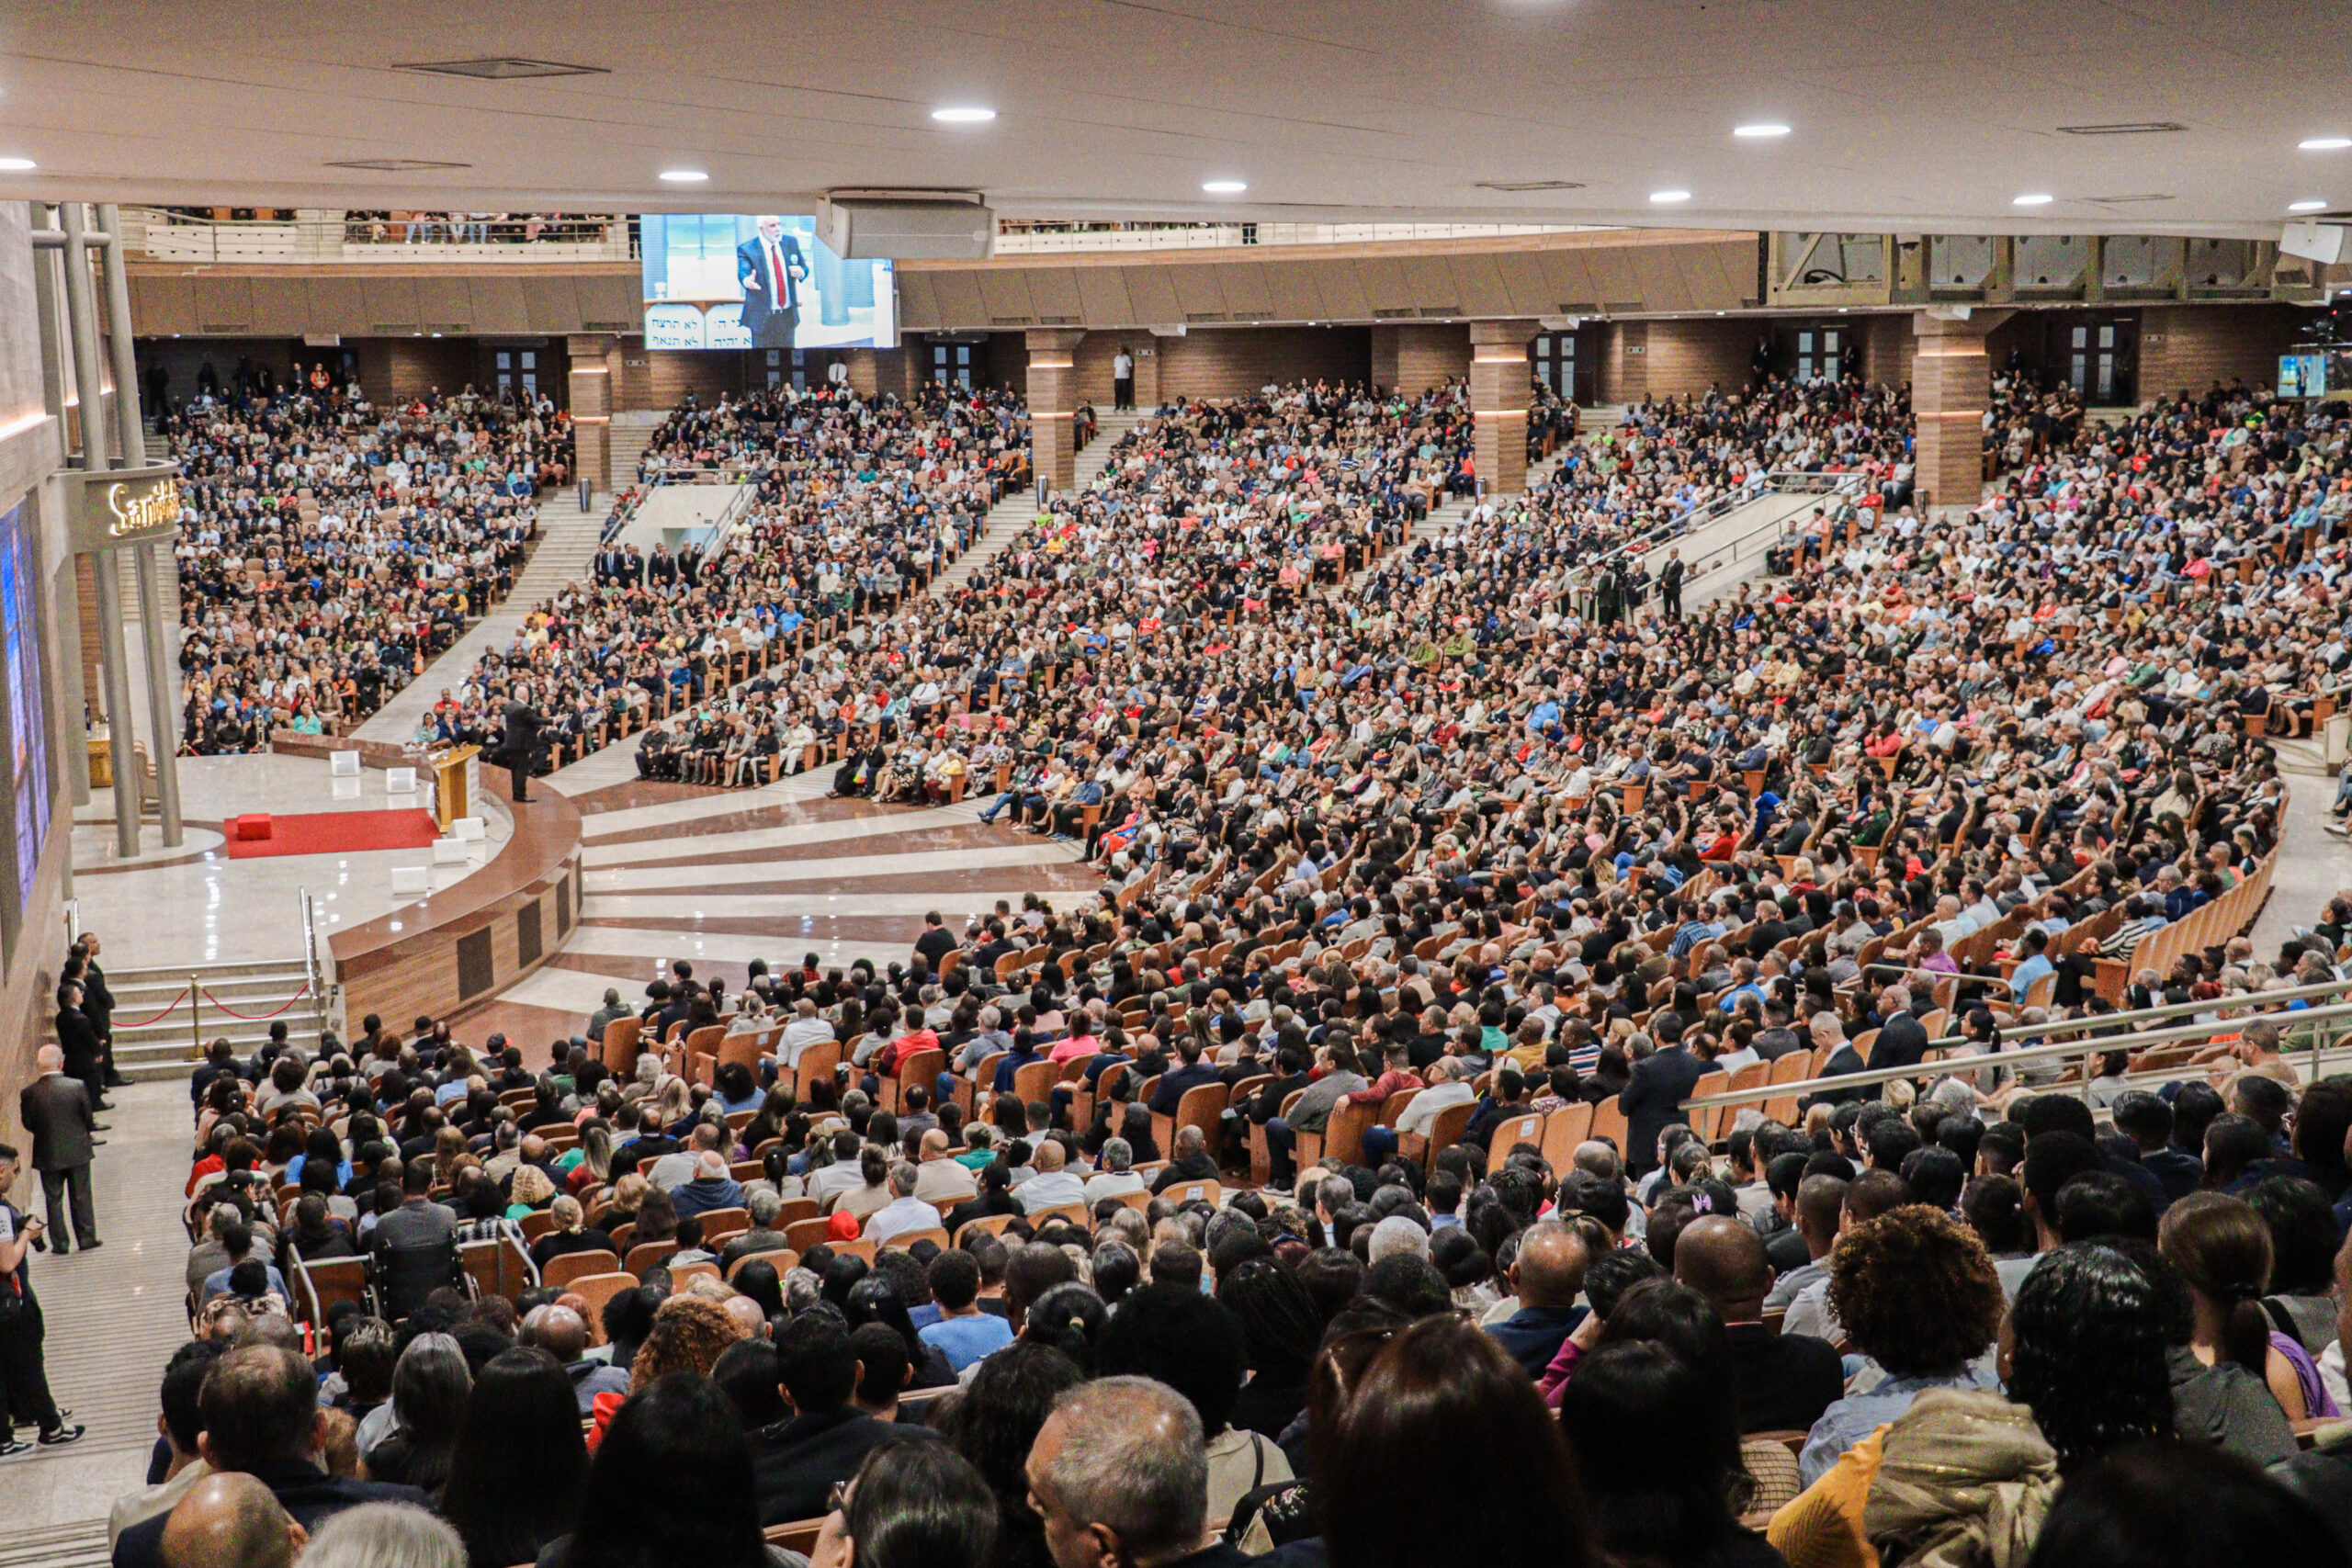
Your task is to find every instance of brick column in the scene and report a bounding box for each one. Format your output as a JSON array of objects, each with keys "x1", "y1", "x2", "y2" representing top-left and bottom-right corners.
[
  {"x1": 1470, "y1": 320, "x2": 1536, "y2": 495},
  {"x1": 1910, "y1": 311, "x2": 2004, "y2": 516},
  {"x1": 1026, "y1": 328, "x2": 1084, "y2": 493},
  {"x1": 567, "y1": 333, "x2": 616, "y2": 495}
]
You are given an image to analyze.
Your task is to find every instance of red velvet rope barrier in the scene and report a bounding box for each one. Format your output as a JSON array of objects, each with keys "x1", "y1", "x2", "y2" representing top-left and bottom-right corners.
[
  {"x1": 197, "y1": 983, "x2": 312, "y2": 1021},
  {"x1": 110, "y1": 987, "x2": 193, "y2": 1029}
]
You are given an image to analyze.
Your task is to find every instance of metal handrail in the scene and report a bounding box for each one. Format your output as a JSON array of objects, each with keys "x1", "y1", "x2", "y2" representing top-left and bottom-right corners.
[
  {"x1": 1549, "y1": 466, "x2": 1866, "y2": 600},
  {"x1": 1680, "y1": 998, "x2": 2352, "y2": 1111}
]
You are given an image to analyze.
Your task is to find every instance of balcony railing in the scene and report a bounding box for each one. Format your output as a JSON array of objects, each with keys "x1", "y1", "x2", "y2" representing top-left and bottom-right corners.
[
  {"x1": 123, "y1": 208, "x2": 637, "y2": 264},
  {"x1": 991, "y1": 220, "x2": 1605, "y2": 254}
]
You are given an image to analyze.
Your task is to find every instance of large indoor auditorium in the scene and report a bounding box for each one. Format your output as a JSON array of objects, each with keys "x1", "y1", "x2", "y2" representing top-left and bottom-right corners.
[{"x1": 6, "y1": 6, "x2": 2352, "y2": 1566}]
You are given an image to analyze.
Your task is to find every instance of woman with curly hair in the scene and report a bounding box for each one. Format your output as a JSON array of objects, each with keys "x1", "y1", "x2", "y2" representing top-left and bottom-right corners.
[
  {"x1": 1772, "y1": 1242, "x2": 2177, "y2": 1568},
  {"x1": 587, "y1": 1294, "x2": 752, "y2": 1450},
  {"x1": 1797, "y1": 1203, "x2": 2006, "y2": 1484},
  {"x1": 628, "y1": 1294, "x2": 751, "y2": 1390}
]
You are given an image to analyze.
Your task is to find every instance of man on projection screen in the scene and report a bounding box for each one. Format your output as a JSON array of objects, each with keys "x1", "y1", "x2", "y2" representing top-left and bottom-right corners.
[{"x1": 737, "y1": 215, "x2": 809, "y2": 349}]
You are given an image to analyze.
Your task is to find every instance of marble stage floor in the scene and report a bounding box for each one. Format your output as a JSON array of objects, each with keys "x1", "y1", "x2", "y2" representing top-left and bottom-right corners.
[{"x1": 70, "y1": 752, "x2": 512, "y2": 968}]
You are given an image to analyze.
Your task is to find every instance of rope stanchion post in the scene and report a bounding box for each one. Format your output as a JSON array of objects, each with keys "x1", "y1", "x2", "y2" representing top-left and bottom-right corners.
[{"x1": 191, "y1": 972, "x2": 201, "y2": 1060}]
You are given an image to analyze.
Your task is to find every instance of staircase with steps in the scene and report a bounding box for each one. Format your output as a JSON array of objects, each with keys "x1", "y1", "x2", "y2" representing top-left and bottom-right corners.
[
  {"x1": 83, "y1": 958, "x2": 327, "y2": 1080},
  {"x1": 1342, "y1": 492, "x2": 1480, "y2": 593},
  {"x1": 2274, "y1": 734, "x2": 2335, "y2": 778},
  {"x1": 932, "y1": 410, "x2": 1148, "y2": 593},
  {"x1": 609, "y1": 412, "x2": 663, "y2": 489},
  {"x1": 354, "y1": 484, "x2": 609, "y2": 740}
]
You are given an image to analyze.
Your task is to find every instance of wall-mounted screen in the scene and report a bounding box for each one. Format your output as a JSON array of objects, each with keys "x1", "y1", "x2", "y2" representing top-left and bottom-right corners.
[
  {"x1": 639, "y1": 213, "x2": 897, "y2": 351},
  {"x1": 0, "y1": 499, "x2": 51, "y2": 952},
  {"x1": 2280, "y1": 351, "x2": 2333, "y2": 400}
]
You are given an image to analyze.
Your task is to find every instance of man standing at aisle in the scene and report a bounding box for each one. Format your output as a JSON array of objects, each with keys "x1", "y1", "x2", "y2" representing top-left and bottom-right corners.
[
  {"x1": 1659, "y1": 548, "x2": 1685, "y2": 622},
  {"x1": 1112, "y1": 345, "x2": 1135, "y2": 412},
  {"x1": 18, "y1": 1047, "x2": 98, "y2": 1256},
  {"x1": 52, "y1": 980, "x2": 107, "y2": 1117},
  {"x1": 0, "y1": 1142, "x2": 83, "y2": 1456},
  {"x1": 76, "y1": 936, "x2": 126, "y2": 1089}
]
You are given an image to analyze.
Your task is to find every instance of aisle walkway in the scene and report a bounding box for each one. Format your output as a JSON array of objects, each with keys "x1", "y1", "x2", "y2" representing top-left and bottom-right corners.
[
  {"x1": 0, "y1": 1082, "x2": 197, "y2": 1544},
  {"x1": 2251, "y1": 740, "x2": 2352, "y2": 955}
]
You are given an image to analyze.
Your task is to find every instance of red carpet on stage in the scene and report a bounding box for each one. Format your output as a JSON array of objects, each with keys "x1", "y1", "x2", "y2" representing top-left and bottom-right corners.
[{"x1": 220, "y1": 809, "x2": 443, "y2": 859}]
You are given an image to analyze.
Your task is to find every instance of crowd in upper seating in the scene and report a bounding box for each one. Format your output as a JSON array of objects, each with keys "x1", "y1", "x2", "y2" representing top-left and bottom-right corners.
[
  {"x1": 78, "y1": 370, "x2": 2352, "y2": 1568},
  {"x1": 409, "y1": 385, "x2": 1030, "y2": 778},
  {"x1": 165, "y1": 380, "x2": 570, "y2": 751}
]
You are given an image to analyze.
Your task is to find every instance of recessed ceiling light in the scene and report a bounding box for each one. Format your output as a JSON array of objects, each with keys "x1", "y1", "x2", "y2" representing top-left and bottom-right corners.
[
  {"x1": 0, "y1": 157, "x2": 35, "y2": 172},
  {"x1": 660, "y1": 169, "x2": 708, "y2": 183},
  {"x1": 1649, "y1": 189, "x2": 1690, "y2": 204},
  {"x1": 2290, "y1": 199, "x2": 2331, "y2": 212},
  {"x1": 2301, "y1": 137, "x2": 2352, "y2": 151},
  {"x1": 931, "y1": 107, "x2": 996, "y2": 124},
  {"x1": 1202, "y1": 180, "x2": 1248, "y2": 194},
  {"x1": 2012, "y1": 192, "x2": 2054, "y2": 206},
  {"x1": 1734, "y1": 123, "x2": 1790, "y2": 139}
]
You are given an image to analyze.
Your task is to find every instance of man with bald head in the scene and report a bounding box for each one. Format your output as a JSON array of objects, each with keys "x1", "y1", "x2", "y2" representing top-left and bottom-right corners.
[
  {"x1": 913, "y1": 1127, "x2": 978, "y2": 1206},
  {"x1": 159, "y1": 1473, "x2": 305, "y2": 1568},
  {"x1": 1674, "y1": 1213, "x2": 1843, "y2": 1433},
  {"x1": 521, "y1": 1303, "x2": 629, "y2": 1413},
  {"x1": 1487, "y1": 1219, "x2": 1589, "y2": 1376},
  {"x1": 114, "y1": 1345, "x2": 424, "y2": 1568}
]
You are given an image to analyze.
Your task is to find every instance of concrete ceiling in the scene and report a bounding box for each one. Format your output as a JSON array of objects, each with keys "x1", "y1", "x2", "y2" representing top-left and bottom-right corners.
[{"x1": 3, "y1": 0, "x2": 2347, "y2": 238}]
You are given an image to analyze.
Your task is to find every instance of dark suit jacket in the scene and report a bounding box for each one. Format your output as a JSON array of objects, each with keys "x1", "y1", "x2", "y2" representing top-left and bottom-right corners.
[
  {"x1": 1727, "y1": 1320, "x2": 1845, "y2": 1434},
  {"x1": 1148, "y1": 1062, "x2": 1222, "y2": 1116},
  {"x1": 1871, "y1": 1010, "x2": 1930, "y2": 1070},
  {"x1": 19, "y1": 1073, "x2": 95, "y2": 1171},
  {"x1": 1802, "y1": 1044, "x2": 1871, "y2": 1111},
  {"x1": 114, "y1": 1462, "x2": 424, "y2": 1568},
  {"x1": 736, "y1": 232, "x2": 807, "y2": 332},
  {"x1": 83, "y1": 963, "x2": 114, "y2": 1039},
  {"x1": 1619, "y1": 1045, "x2": 1706, "y2": 1175},
  {"x1": 751, "y1": 1405, "x2": 928, "y2": 1524},
  {"x1": 53, "y1": 1007, "x2": 102, "y2": 1082},
  {"x1": 501, "y1": 699, "x2": 546, "y2": 769}
]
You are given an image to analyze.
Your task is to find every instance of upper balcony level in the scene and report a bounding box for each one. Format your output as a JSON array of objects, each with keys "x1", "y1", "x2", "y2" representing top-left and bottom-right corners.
[
  {"x1": 125, "y1": 207, "x2": 637, "y2": 264},
  {"x1": 991, "y1": 220, "x2": 1605, "y2": 254}
]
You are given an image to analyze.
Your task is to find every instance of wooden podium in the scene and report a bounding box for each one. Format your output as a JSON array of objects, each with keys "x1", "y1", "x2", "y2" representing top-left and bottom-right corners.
[{"x1": 428, "y1": 745, "x2": 481, "y2": 830}]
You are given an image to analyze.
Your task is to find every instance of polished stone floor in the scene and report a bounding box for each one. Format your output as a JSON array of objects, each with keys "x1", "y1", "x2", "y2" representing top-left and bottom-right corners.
[
  {"x1": 0, "y1": 1083, "x2": 203, "y2": 1551},
  {"x1": 71, "y1": 753, "x2": 511, "y2": 968}
]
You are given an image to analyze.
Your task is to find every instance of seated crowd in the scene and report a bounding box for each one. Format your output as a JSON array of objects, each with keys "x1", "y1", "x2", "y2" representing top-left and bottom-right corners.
[
  {"x1": 107, "y1": 369, "x2": 2352, "y2": 1568},
  {"x1": 165, "y1": 381, "x2": 571, "y2": 750},
  {"x1": 411, "y1": 384, "x2": 1030, "y2": 780},
  {"x1": 131, "y1": 864, "x2": 2352, "y2": 1568}
]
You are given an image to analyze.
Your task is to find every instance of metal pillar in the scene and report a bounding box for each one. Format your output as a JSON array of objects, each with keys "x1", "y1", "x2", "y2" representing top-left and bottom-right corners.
[
  {"x1": 98, "y1": 202, "x2": 183, "y2": 846},
  {"x1": 58, "y1": 202, "x2": 141, "y2": 860}
]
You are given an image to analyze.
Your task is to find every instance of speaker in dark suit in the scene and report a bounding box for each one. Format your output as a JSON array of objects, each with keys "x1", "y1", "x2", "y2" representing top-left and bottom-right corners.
[
  {"x1": 501, "y1": 688, "x2": 547, "y2": 803},
  {"x1": 736, "y1": 218, "x2": 808, "y2": 350},
  {"x1": 18, "y1": 1051, "x2": 97, "y2": 1252}
]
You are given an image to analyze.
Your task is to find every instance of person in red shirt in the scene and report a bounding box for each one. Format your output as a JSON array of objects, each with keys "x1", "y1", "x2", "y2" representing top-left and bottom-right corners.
[{"x1": 1345, "y1": 1040, "x2": 1426, "y2": 1108}]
